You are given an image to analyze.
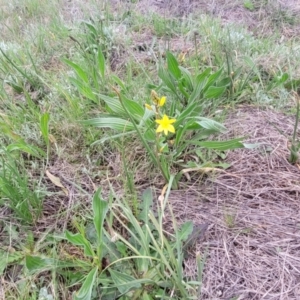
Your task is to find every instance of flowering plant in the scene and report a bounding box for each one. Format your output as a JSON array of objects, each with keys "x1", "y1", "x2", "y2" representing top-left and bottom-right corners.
[{"x1": 84, "y1": 51, "x2": 248, "y2": 187}]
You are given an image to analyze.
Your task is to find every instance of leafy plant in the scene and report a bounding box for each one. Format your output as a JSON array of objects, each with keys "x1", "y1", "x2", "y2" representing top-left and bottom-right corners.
[
  {"x1": 266, "y1": 71, "x2": 289, "y2": 91},
  {"x1": 84, "y1": 51, "x2": 250, "y2": 187},
  {"x1": 270, "y1": 90, "x2": 300, "y2": 165},
  {"x1": 20, "y1": 185, "x2": 205, "y2": 299},
  {"x1": 63, "y1": 54, "x2": 105, "y2": 104},
  {"x1": 243, "y1": 0, "x2": 255, "y2": 11},
  {"x1": 64, "y1": 19, "x2": 115, "y2": 105}
]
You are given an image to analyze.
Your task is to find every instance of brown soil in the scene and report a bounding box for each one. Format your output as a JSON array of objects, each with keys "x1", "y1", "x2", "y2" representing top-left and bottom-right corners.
[{"x1": 163, "y1": 105, "x2": 300, "y2": 299}]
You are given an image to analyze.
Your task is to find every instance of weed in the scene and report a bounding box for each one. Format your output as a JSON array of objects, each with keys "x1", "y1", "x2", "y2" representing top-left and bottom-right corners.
[
  {"x1": 84, "y1": 51, "x2": 253, "y2": 188},
  {"x1": 244, "y1": 0, "x2": 255, "y2": 11},
  {"x1": 224, "y1": 212, "x2": 236, "y2": 229}
]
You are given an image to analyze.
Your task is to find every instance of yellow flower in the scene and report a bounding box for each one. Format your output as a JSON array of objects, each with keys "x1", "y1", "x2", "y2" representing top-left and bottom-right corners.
[
  {"x1": 157, "y1": 96, "x2": 166, "y2": 107},
  {"x1": 155, "y1": 114, "x2": 176, "y2": 136},
  {"x1": 151, "y1": 90, "x2": 166, "y2": 107}
]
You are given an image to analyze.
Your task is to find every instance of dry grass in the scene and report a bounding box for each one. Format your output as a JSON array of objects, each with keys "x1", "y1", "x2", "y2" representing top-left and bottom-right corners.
[
  {"x1": 161, "y1": 106, "x2": 300, "y2": 299},
  {"x1": 126, "y1": 0, "x2": 300, "y2": 38}
]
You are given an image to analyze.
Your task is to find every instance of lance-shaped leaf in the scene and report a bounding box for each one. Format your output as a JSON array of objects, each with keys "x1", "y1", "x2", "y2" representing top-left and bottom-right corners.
[
  {"x1": 74, "y1": 267, "x2": 98, "y2": 300},
  {"x1": 109, "y1": 269, "x2": 141, "y2": 294},
  {"x1": 65, "y1": 231, "x2": 95, "y2": 257},
  {"x1": 188, "y1": 137, "x2": 245, "y2": 151},
  {"x1": 83, "y1": 116, "x2": 135, "y2": 132},
  {"x1": 93, "y1": 188, "x2": 108, "y2": 252}
]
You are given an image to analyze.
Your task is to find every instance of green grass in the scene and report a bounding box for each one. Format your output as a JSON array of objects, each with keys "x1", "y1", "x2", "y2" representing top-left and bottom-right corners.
[{"x1": 0, "y1": 0, "x2": 300, "y2": 299}]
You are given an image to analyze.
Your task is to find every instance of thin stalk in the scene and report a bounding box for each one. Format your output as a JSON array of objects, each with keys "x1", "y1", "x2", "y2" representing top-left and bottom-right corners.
[
  {"x1": 193, "y1": 31, "x2": 199, "y2": 71},
  {"x1": 290, "y1": 92, "x2": 300, "y2": 164},
  {"x1": 292, "y1": 94, "x2": 299, "y2": 144},
  {"x1": 113, "y1": 88, "x2": 170, "y2": 182}
]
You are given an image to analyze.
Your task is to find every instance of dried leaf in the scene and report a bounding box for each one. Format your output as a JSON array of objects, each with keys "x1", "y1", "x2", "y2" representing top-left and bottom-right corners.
[
  {"x1": 48, "y1": 134, "x2": 57, "y2": 144},
  {"x1": 46, "y1": 170, "x2": 68, "y2": 196}
]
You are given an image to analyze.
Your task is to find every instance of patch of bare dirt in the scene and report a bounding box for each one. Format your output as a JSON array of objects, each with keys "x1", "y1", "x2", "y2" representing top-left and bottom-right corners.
[
  {"x1": 162, "y1": 105, "x2": 300, "y2": 299},
  {"x1": 113, "y1": 0, "x2": 300, "y2": 38}
]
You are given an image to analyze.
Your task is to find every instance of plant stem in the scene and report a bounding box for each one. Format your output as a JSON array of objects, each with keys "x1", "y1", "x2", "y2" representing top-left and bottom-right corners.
[
  {"x1": 290, "y1": 92, "x2": 300, "y2": 164},
  {"x1": 292, "y1": 94, "x2": 299, "y2": 144},
  {"x1": 113, "y1": 88, "x2": 170, "y2": 183}
]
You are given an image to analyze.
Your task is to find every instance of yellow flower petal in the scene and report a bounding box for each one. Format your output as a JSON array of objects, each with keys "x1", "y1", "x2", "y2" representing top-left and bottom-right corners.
[
  {"x1": 158, "y1": 96, "x2": 166, "y2": 107},
  {"x1": 151, "y1": 90, "x2": 166, "y2": 107},
  {"x1": 155, "y1": 114, "x2": 176, "y2": 136}
]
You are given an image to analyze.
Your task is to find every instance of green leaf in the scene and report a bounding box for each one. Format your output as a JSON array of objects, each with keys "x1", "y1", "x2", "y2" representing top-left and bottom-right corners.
[
  {"x1": 174, "y1": 119, "x2": 196, "y2": 147},
  {"x1": 166, "y1": 51, "x2": 181, "y2": 80},
  {"x1": 25, "y1": 255, "x2": 80, "y2": 273},
  {"x1": 143, "y1": 127, "x2": 156, "y2": 141},
  {"x1": 140, "y1": 108, "x2": 155, "y2": 126},
  {"x1": 203, "y1": 68, "x2": 223, "y2": 92},
  {"x1": 277, "y1": 73, "x2": 289, "y2": 84},
  {"x1": 63, "y1": 58, "x2": 89, "y2": 83},
  {"x1": 115, "y1": 241, "x2": 127, "y2": 257},
  {"x1": 26, "y1": 255, "x2": 54, "y2": 272},
  {"x1": 204, "y1": 85, "x2": 226, "y2": 99},
  {"x1": 40, "y1": 112, "x2": 50, "y2": 146},
  {"x1": 178, "y1": 221, "x2": 193, "y2": 242},
  {"x1": 74, "y1": 267, "x2": 98, "y2": 300},
  {"x1": 268, "y1": 72, "x2": 290, "y2": 91},
  {"x1": 65, "y1": 231, "x2": 95, "y2": 257},
  {"x1": 7, "y1": 141, "x2": 46, "y2": 158},
  {"x1": 92, "y1": 188, "x2": 108, "y2": 248},
  {"x1": 217, "y1": 77, "x2": 231, "y2": 87},
  {"x1": 97, "y1": 50, "x2": 105, "y2": 78},
  {"x1": 139, "y1": 188, "x2": 153, "y2": 223},
  {"x1": 142, "y1": 292, "x2": 154, "y2": 300},
  {"x1": 187, "y1": 138, "x2": 245, "y2": 151},
  {"x1": 188, "y1": 138, "x2": 245, "y2": 151},
  {"x1": 122, "y1": 96, "x2": 144, "y2": 120},
  {"x1": 111, "y1": 75, "x2": 126, "y2": 90},
  {"x1": 158, "y1": 67, "x2": 177, "y2": 96},
  {"x1": 196, "y1": 68, "x2": 212, "y2": 85},
  {"x1": 99, "y1": 94, "x2": 125, "y2": 115},
  {"x1": 178, "y1": 80, "x2": 190, "y2": 99},
  {"x1": 243, "y1": 56, "x2": 263, "y2": 86},
  {"x1": 4, "y1": 80, "x2": 24, "y2": 93},
  {"x1": 188, "y1": 68, "x2": 212, "y2": 102},
  {"x1": 83, "y1": 117, "x2": 135, "y2": 132},
  {"x1": 194, "y1": 117, "x2": 227, "y2": 133},
  {"x1": 83, "y1": 21, "x2": 98, "y2": 37},
  {"x1": 69, "y1": 77, "x2": 97, "y2": 102},
  {"x1": 175, "y1": 102, "x2": 198, "y2": 126},
  {"x1": 109, "y1": 269, "x2": 141, "y2": 294},
  {"x1": 0, "y1": 250, "x2": 23, "y2": 275},
  {"x1": 180, "y1": 67, "x2": 194, "y2": 91}
]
